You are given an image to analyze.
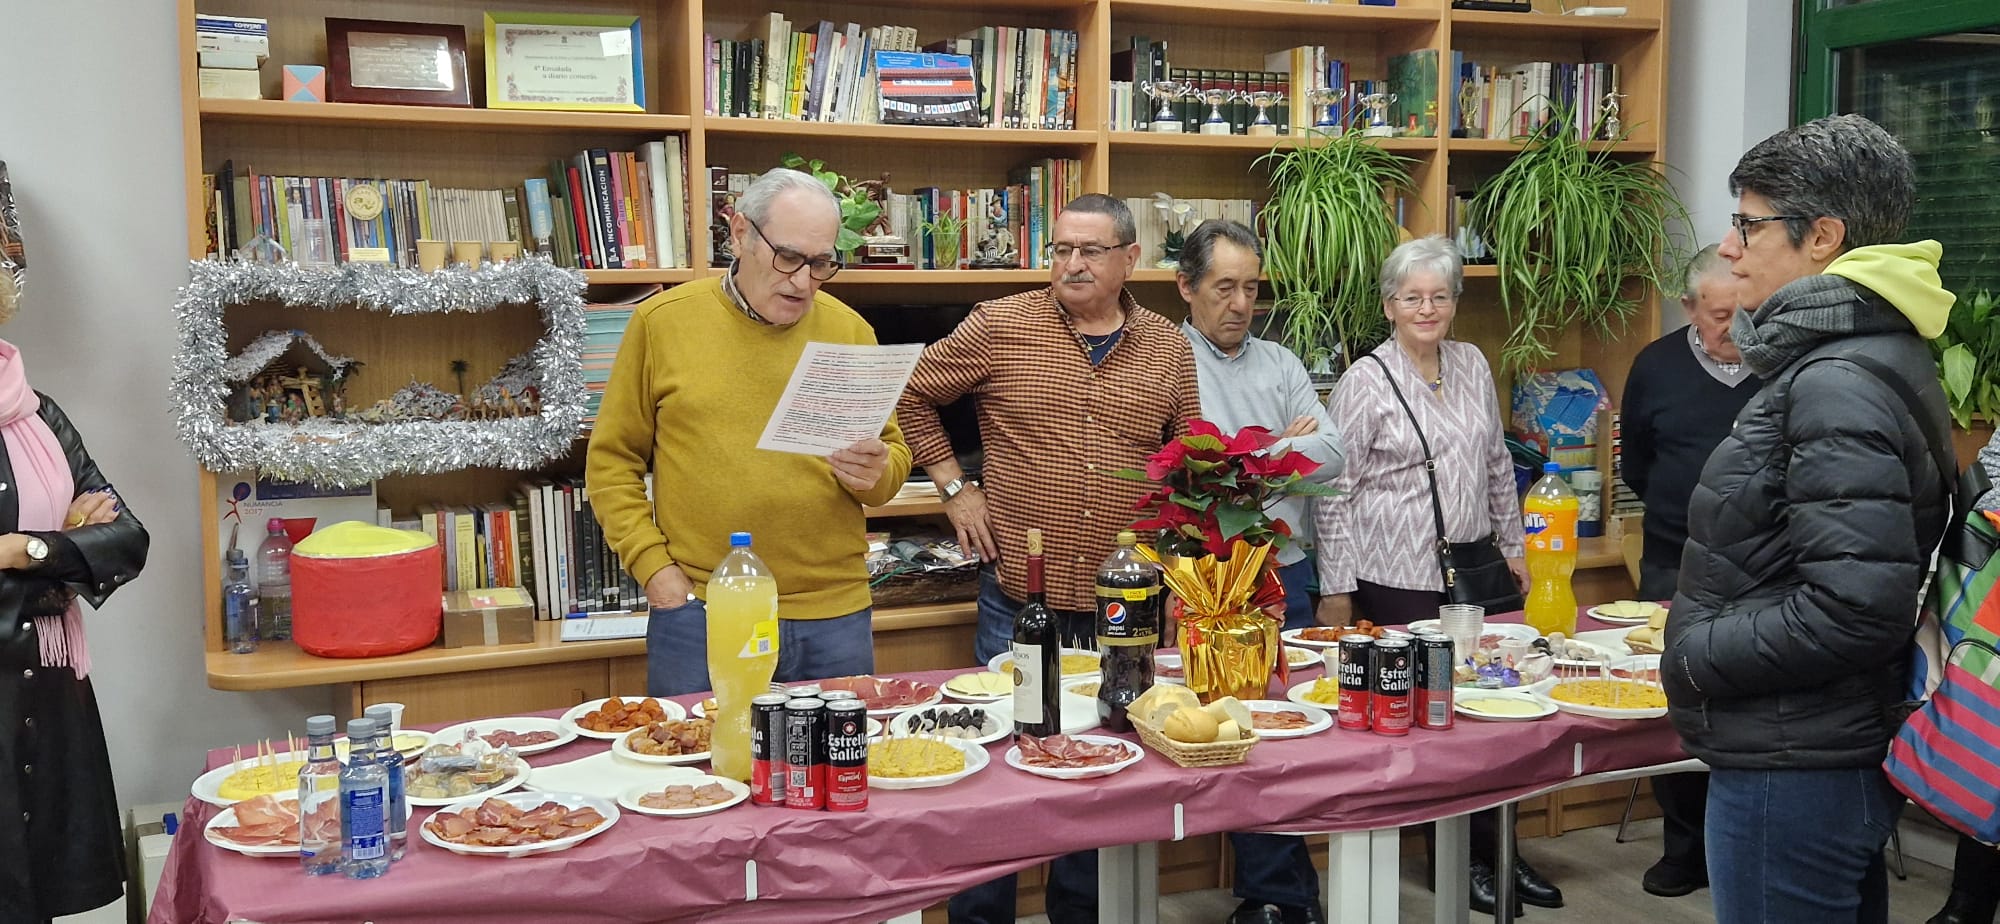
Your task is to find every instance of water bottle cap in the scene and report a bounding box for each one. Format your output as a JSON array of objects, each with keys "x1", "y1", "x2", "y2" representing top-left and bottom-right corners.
[
  {"x1": 364, "y1": 704, "x2": 393, "y2": 722},
  {"x1": 1543, "y1": 461, "x2": 1560, "y2": 474},
  {"x1": 730, "y1": 531, "x2": 752, "y2": 548},
  {"x1": 346, "y1": 717, "x2": 376, "y2": 739},
  {"x1": 306, "y1": 714, "x2": 335, "y2": 736},
  {"x1": 226, "y1": 548, "x2": 247, "y2": 565}
]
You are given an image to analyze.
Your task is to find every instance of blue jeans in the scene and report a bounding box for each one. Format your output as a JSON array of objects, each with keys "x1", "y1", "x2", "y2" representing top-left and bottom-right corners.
[
  {"x1": 644, "y1": 599, "x2": 875, "y2": 697},
  {"x1": 1705, "y1": 766, "x2": 1903, "y2": 924},
  {"x1": 1232, "y1": 558, "x2": 1320, "y2": 909}
]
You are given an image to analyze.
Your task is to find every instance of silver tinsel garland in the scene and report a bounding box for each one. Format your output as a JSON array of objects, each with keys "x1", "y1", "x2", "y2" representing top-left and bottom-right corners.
[{"x1": 172, "y1": 257, "x2": 588, "y2": 488}]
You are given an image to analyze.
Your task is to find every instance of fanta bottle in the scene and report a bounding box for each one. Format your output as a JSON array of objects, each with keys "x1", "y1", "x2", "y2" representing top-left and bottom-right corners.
[
  {"x1": 706, "y1": 532, "x2": 780, "y2": 782},
  {"x1": 1522, "y1": 462, "x2": 1580, "y2": 637}
]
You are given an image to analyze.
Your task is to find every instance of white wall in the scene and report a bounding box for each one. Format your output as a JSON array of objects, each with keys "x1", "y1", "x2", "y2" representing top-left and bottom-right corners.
[
  {"x1": 0, "y1": 0, "x2": 1788, "y2": 810},
  {"x1": 1662, "y1": 0, "x2": 1797, "y2": 331},
  {"x1": 0, "y1": 2, "x2": 333, "y2": 811}
]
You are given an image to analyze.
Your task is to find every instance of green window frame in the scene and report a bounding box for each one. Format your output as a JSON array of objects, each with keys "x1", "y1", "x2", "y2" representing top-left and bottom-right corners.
[{"x1": 1798, "y1": 0, "x2": 2000, "y2": 121}]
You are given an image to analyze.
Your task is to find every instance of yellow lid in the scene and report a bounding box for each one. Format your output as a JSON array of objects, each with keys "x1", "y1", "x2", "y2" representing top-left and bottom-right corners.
[{"x1": 293, "y1": 520, "x2": 437, "y2": 559}]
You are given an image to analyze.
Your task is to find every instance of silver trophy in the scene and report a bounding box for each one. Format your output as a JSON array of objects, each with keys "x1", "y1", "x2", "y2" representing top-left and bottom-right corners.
[
  {"x1": 1141, "y1": 80, "x2": 1192, "y2": 133},
  {"x1": 1198, "y1": 88, "x2": 1237, "y2": 136},
  {"x1": 1598, "y1": 90, "x2": 1627, "y2": 140},
  {"x1": 1306, "y1": 86, "x2": 1347, "y2": 130},
  {"x1": 1246, "y1": 90, "x2": 1286, "y2": 137},
  {"x1": 1361, "y1": 91, "x2": 1399, "y2": 138}
]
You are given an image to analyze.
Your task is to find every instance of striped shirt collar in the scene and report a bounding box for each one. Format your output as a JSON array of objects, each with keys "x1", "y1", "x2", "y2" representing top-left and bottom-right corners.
[
  {"x1": 721, "y1": 261, "x2": 775, "y2": 326},
  {"x1": 1688, "y1": 324, "x2": 1747, "y2": 384}
]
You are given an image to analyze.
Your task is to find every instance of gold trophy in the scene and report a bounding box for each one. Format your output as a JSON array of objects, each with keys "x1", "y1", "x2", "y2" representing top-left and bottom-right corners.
[{"x1": 1246, "y1": 90, "x2": 1286, "y2": 137}]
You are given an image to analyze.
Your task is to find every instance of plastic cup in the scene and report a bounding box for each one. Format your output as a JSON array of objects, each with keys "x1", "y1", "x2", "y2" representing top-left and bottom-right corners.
[{"x1": 1438, "y1": 604, "x2": 1484, "y2": 661}]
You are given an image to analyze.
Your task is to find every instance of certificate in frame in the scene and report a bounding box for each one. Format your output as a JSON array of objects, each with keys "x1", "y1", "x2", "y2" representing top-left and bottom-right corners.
[
  {"x1": 483, "y1": 13, "x2": 646, "y2": 113},
  {"x1": 325, "y1": 18, "x2": 473, "y2": 108}
]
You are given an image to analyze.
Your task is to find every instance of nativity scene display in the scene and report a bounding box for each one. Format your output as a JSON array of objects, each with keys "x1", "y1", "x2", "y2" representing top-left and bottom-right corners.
[{"x1": 224, "y1": 329, "x2": 543, "y2": 428}]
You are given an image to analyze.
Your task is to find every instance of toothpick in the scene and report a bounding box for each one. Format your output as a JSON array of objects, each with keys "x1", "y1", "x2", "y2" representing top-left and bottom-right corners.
[{"x1": 233, "y1": 743, "x2": 242, "y2": 769}]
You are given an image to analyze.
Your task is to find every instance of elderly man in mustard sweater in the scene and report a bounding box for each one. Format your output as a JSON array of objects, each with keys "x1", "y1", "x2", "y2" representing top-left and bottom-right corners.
[{"x1": 586, "y1": 167, "x2": 912, "y2": 696}]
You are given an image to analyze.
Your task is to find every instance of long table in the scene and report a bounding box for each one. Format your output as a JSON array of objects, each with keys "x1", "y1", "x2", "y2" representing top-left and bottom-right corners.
[{"x1": 152, "y1": 613, "x2": 1684, "y2": 924}]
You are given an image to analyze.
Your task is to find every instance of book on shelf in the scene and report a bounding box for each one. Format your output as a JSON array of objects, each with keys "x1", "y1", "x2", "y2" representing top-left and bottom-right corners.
[
  {"x1": 205, "y1": 137, "x2": 691, "y2": 271},
  {"x1": 410, "y1": 479, "x2": 651, "y2": 619},
  {"x1": 704, "y1": 19, "x2": 1075, "y2": 129},
  {"x1": 1452, "y1": 54, "x2": 1622, "y2": 141},
  {"x1": 1388, "y1": 50, "x2": 1440, "y2": 138},
  {"x1": 582, "y1": 283, "x2": 666, "y2": 427}
]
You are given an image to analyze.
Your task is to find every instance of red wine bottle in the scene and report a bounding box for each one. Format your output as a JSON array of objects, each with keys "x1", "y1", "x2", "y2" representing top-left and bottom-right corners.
[{"x1": 1011, "y1": 529, "x2": 1062, "y2": 737}]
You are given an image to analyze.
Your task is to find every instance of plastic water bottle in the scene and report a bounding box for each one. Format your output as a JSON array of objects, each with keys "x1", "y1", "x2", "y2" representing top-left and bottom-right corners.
[
  {"x1": 257, "y1": 519, "x2": 295, "y2": 641},
  {"x1": 297, "y1": 714, "x2": 342, "y2": 876},
  {"x1": 338, "y1": 718, "x2": 390, "y2": 879},
  {"x1": 706, "y1": 531, "x2": 779, "y2": 783},
  {"x1": 364, "y1": 705, "x2": 407, "y2": 861},
  {"x1": 223, "y1": 549, "x2": 259, "y2": 654},
  {"x1": 1523, "y1": 461, "x2": 1581, "y2": 637}
]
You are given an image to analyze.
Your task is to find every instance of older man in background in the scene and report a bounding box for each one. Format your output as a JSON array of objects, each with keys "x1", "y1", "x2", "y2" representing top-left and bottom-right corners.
[
  {"x1": 900, "y1": 193, "x2": 1200, "y2": 924},
  {"x1": 587, "y1": 167, "x2": 911, "y2": 697}
]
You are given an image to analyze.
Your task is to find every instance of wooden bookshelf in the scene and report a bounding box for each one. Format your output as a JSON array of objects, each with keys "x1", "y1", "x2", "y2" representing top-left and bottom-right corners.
[{"x1": 177, "y1": 0, "x2": 1669, "y2": 685}]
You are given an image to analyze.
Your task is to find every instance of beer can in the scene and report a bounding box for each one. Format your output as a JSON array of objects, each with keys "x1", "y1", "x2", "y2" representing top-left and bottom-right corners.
[
  {"x1": 1414, "y1": 633, "x2": 1455, "y2": 731},
  {"x1": 824, "y1": 699, "x2": 870, "y2": 813},
  {"x1": 787, "y1": 684, "x2": 823, "y2": 699},
  {"x1": 819, "y1": 689, "x2": 860, "y2": 704},
  {"x1": 749, "y1": 693, "x2": 790, "y2": 805},
  {"x1": 782, "y1": 698, "x2": 827, "y2": 809},
  {"x1": 1370, "y1": 638, "x2": 1413, "y2": 736},
  {"x1": 1336, "y1": 634, "x2": 1375, "y2": 731}
]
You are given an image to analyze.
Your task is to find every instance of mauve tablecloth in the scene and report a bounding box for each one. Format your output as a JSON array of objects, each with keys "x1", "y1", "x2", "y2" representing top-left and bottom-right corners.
[{"x1": 151, "y1": 610, "x2": 1680, "y2": 924}]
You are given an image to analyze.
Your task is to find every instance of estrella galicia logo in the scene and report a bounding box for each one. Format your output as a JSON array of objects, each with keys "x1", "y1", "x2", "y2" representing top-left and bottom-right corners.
[{"x1": 1105, "y1": 602, "x2": 1127, "y2": 626}]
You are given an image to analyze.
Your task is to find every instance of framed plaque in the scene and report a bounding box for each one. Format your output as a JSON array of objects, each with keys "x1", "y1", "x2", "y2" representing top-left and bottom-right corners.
[
  {"x1": 326, "y1": 18, "x2": 472, "y2": 107},
  {"x1": 483, "y1": 13, "x2": 646, "y2": 112}
]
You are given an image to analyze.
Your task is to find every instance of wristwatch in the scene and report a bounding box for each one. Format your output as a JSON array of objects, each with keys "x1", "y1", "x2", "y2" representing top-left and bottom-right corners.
[
  {"x1": 22, "y1": 536, "x2": 47, "y2": 569},
  {"x1": 940, "y1": 477, "x2": 980, "y2": 501}
]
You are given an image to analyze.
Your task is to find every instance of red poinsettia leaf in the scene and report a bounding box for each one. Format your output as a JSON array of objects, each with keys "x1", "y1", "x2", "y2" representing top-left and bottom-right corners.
[
  {"x1": 1189, "y1": 418, "x2": 1224, "y2": 440},
  {"x1": 1181, "y1": 434, "x2": 1228, "y2": 454},
  {"x1": 1270, "y1": 517, "x2": 1294, "y2": 537},
  {"x1": 1145, "y1": 440, "x2": 1191, "y2": 480},
  {"x1": 1222, "y1": 425, "x2": 1278, "y2": 457}
]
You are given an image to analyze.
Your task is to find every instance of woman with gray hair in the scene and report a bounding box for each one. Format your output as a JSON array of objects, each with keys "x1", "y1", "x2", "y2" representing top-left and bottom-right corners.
[{"x1": 1313, "y1": 234, "x2": 1551, "y2": 915}]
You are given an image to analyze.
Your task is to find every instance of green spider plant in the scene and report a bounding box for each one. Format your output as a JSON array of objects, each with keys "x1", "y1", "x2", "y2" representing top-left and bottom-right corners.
[
  {"x1": 1467, "y1": 108, "x2": 1688, "y2": 369},
  {"x1": 1255, "y1": 129, "x2": 1415, "y2": 373}
]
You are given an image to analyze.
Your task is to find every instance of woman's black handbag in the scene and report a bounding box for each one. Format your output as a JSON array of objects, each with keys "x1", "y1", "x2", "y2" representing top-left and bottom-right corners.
[{"x1": 1364, "y1": 354, "x2": 1526, "y2": 613}]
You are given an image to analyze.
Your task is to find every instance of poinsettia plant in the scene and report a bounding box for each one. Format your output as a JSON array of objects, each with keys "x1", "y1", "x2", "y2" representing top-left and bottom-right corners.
[{"x1": 1114, "y1": 419, "x2": 1339, "y2": 560}]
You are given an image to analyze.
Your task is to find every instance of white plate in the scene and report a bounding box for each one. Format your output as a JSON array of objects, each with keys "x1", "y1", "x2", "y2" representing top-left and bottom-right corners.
[
  {"x1": 889, "y1": 704, "x2": 1009, "y2": 746},
  {"x1": 525, "y1": 752, "x2": 709, "y2": 800},
  {"x1": 1454, "y1": 691, "x2": 1557, "y2": 721},
  {"x1": 418, "y1": 790, "x2": 619, "y2": 858},
  {"x1": 1241, "y1": 699, "x2": 1332, "y2": 739},
  {"x1": 1279, "y1": 627, "x2": 1414, "y2": 650},
  {"x1": 942, "y1": 671, "x2": 1014, "y2": 703},
  {"x1": 989, "y1": 647, "x2": 1101, "y2": 679},
  {"x1": 192, "y1": 750, "x2": 310, "y2": 808},
  {"x1": 203, "y1": 803, "x2": 302, "y2": 857},
  {"x1": 1152, "y1": 652, "x2": 1187, "y2": 686},
  {"x1": 1529, "y1": 674, "x2": 1669, "y2": 720},
  {"x1": 560, "y1": 697, "x2": 688, "y2": 741},
  {"x1": 610, "y1": 723, "x2": 713, "y2": 766},
  {"x1": 1004, "y1": 734, "x2": 1143, "y2": 781},
  {"x1": 869, "y1": 736, "x2": 991, "y2": 790},
  {"x1": 405, "y1": 756, "x2": 532, "y2": 807},
  {"x1": 332, "y1": 731, "x2": 433, "y2": 762},
  {"x1": 1284, "y1": 646, "x2": 1320, "y2": 670},
  {"x1": 1284, "y1": 679, "x2": 1343, "y2": 710},
  {"x1": 428, "y1": 718, "x2": 574, "y2": 757},
  {"x1": 1586, "y1": 601, "x2": 1668, "y2": 626},
  {"x1": 616, "y1": 776, "x2": 750, "y2": 818},
  {"x1": 1408, "y1": 620, "x2": 1541, "y2": 643},
  {"x1": 1573, "y1": 627, "x2": 1639, "y2": 658}
]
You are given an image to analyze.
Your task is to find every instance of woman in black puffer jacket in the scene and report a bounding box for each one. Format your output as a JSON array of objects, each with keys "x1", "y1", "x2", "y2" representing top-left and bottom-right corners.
[{"x1": 1665, "y1": 115, "x2": 1955, "y2": 924}]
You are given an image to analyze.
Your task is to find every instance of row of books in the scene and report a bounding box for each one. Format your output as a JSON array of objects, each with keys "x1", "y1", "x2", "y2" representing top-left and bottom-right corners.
[
  {"x1": 200, "y1": 138, "x2": 691, "y2": 270},
  {"x1": 388, "y1": 481, "x2": 646, "y2": 619},
  {"x1": 581, "y1": 284, "x2": 665, "y2": 427},
  {"x1": 707, "y1": 157, "x2": 1083, "y2": 270},
  {"x1": 1123, "y1": 197, "x2": 1259, "y2": 268},
  {"x1": 705, "y1": 15, "x2": 1080, "y2": 130},
  {"x1": 1452, "y1": 57, "x2": 1624, "y2": 142}
]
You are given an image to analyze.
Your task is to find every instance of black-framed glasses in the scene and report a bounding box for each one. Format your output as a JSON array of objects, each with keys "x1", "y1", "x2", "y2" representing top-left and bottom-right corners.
[
  {"x1": 746, "y1": 216, "x2": 842, "y2": 281},
  {"x1": 1730, "y1": 212, "x2": 1806, "y2": 247},
  {"x1": 1045, "y1": 241, "x2": 1135, "y2": 265}
]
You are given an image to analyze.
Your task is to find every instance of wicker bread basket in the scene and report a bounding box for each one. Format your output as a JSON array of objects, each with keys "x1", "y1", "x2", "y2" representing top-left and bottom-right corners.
[{"x1": 1132, "y1": 717, "x2": 1260, "y2": 768}]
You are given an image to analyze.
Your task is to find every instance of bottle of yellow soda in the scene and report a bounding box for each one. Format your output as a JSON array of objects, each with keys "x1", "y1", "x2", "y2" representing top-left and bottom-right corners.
[
  {"x1": 1522, "y1": 462, "x2": 1580, "y2": 637},
  {"x1": 705, "y1": 531, "x2": 779, "y2": 782}
]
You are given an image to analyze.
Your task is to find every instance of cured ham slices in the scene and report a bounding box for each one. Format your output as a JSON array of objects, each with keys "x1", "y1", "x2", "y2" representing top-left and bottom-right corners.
[{"x1": 424, "y1": 797, "x2": 607, "y2": 847}]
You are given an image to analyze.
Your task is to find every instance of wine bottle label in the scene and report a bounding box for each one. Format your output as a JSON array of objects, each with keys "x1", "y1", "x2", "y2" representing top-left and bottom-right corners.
[
  {"x1": 739, "y1": 619, "x2": 779, "y2": 658},
  {"x1": 1012, "y1": 642, "x2": 1045, "y2": 722}
]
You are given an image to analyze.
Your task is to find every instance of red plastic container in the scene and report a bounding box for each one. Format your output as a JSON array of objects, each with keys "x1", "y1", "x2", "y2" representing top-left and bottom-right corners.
[{"x1": 289, "y1": 521, "x2": 443, "y2": 658}]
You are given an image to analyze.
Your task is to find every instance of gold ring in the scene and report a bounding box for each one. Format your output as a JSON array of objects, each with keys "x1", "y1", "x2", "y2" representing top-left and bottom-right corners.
[{"x1": 69, "y1": 516, "x2": 85, "y2": 528}]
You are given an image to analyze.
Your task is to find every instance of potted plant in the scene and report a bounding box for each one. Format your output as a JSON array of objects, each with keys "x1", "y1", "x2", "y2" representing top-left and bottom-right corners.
[
  {"x1": 1467, "y1": 110, "x2": 1689, "y2": 369},
  {"x1": 1936, "y1": 290, "x2": 2000, "y2": 458},
  {"x1": 919, "y1": 212, "x2": 967, "y2": 269},
  {"x1": 1255, "y1": 129, "x2": 1416, "y2": 374},
  {"x1": 778, "y1": 153, "x2": 884, "y2": 259},
  {"x1": 1114, "y1": 419, "x2": 1337, "y2": 701}
]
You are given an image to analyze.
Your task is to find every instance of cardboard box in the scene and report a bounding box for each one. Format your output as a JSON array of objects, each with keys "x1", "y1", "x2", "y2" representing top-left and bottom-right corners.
[
  {"x1": 283, "y1": 64, "x2": 327, "y2": 103},
  {"x1": 198, "y1": 67, "x2": 262, "y2": 100},
  {"x1": 441, "y1": 587, "x2": 536, "y2": 649}
]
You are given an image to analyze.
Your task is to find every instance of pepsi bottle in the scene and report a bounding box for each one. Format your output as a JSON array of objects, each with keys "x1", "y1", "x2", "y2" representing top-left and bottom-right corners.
[{"x1": 1094, "y1": 530, "x2": 1161, "y2": 732}]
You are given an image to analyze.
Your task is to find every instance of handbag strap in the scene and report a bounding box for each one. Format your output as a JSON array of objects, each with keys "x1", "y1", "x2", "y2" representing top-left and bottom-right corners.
[{"x1": 1363, "y1": 354, "x2": 1455, "y2": 566}]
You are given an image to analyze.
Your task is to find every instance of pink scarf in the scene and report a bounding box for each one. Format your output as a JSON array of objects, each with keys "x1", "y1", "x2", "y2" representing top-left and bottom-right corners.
[{"x1": 0, "y1": 340, "x2": 85, "y2": 677}]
